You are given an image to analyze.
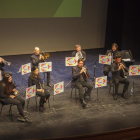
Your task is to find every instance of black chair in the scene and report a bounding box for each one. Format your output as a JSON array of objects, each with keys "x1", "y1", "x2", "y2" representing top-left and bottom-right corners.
[
  {"x1": 109, "y1": 80, "x2": 129, "y2": 97},
  {"x1": 0, "y1": 99, "x2": 13, "y2": 116},
  {"x1": 71, "y1": 87, "x2": 91, "y2": 103},
  {"x1": 27, "y1": 95, "x2": 50, "y2": 111},
  {"x1": 121, "y1": 50, "x2": 135, "y2": 67}
]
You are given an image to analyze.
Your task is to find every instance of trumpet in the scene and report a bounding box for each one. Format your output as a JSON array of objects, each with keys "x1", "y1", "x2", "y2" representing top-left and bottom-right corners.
[
  {"x1": 82, "y1": 67, "x2": 88, "y2": 78},
  {"x1": 40, "y1": 50, "x2": 50, "y2": 62},
  {"x1": 119, "y1": 63, "x2": 128, "y2": 78},
  {"x1": 0, "y1": 57, "x2": 11, "y2": 66}
]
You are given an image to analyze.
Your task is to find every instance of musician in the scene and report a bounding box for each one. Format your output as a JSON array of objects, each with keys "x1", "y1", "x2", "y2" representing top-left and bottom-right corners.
[
  {"x1": 31, "y1": 47, "x2": 51, "y2": 87},
  {"x1": 111, "y1": 54, "x2": 130, "y2": 100},
  {"x1": 0, "y1": 57, "x2": 12, "y2": 76},
  {"x1": 71, "y1": 58, "x2": 93, "y2": 107},
  {"x1": 0, "y1": 74, "x2": 31, "y2": 122},
  {"x1": 103, "y1": 43, "x2": 120, "y2": 81},
  {"x1": 28, "y1": 66, "x2": 50, "y2": 112},
  {"x1": 72, "y1": 44, "x2": 86, "y2": 62}
]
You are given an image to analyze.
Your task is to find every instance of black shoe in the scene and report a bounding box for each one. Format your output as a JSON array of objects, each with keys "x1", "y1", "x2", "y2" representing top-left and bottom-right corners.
[
  {"x1": 80, "y1": 99, "x2": 87, "y2": 107},
  {"x1": 47, "y1": 83, "x2": 52, "y2": 87},
  {"x1": 122, "y1": 93, "x2": 128, "y2": 99},
  {"x1": 17, "y1": 116, "x2": 25, "y2": 122},
  {"x1": 24, "y1": 117, "x2": 31, "y2": 123},
  {"x1": 39, "y1": 106, "x2": 44, "y2": 112},
  {"x1": 114, "y1": 95, "x2": 117, "y2": 100}
]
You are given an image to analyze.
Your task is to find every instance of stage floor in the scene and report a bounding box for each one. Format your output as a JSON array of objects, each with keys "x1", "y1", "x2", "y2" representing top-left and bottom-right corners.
[{"x1": 0, "y1": 49, "x2": 140, "y2": 140}]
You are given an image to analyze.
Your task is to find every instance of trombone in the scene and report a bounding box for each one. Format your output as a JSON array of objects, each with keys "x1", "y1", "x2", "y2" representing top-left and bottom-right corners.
[{"x1": 39, "y1": 50, "x2": 50, "y2": 62}]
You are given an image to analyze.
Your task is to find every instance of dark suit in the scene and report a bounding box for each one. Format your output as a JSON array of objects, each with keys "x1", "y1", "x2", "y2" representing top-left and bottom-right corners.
[
  {"x1": 72, "y1": 50, "x2": 86, "y2": 61},
  {"x1": 31, "y1": 54, "x2": 50, "y2": 84},
  {"x1": 71, "y1": 65, "x2": 93, "y2": 100},
  {"x1": 0, "y1": 62, "x2": 12, "y2": 76},
  {"x1": 28, "y1": 73, "x2": 50, "y2": 106},
  {"x1": 103, "y1": 50, "x2": 120, "y2": 79},
  {"x1": 111, "y1": 61, "x2": 130, "y2": 95}
]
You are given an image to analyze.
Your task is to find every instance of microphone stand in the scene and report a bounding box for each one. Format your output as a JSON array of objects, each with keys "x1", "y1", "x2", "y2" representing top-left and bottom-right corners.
[{"x1": 93, "y1": 60, "x2": 96, "y2": 84}]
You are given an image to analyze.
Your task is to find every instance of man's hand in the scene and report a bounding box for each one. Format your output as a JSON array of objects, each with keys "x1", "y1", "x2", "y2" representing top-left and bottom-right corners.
[
  {"x1": 120, "y1": 63, "x2": 125, "y2": 68},
  {"x1": 41, "y1": 56, "x2": 44, "y2": 60},
  {"x1": 80, "y1": 69, "x2": 84, "y2": 74},
  {"x1": 118, "y1": 65, "x2": 123, "y2": 71},
  {"x1": 39, "y1": 55, "x2": 44, "y2": 60},
  {"x1": 10, "y1": 95, "x2": 15, "y2": 98}
]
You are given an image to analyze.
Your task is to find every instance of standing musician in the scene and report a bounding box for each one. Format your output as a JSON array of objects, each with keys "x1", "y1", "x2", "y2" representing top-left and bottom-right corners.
[
  {"x1": 0, "y1": 57, "x2": 12, "y2": 76},
  {"x1": 28, "y1": 66, "x2": 50, "y2": 112},
  {"x1": 72, "y1": 44, "x2": 86, "y2": 62},
  {"x1": 31, "y1": 47, "x2": 51, "y2": 87},
  {"x1": 103, "y1": 43, "x2": 120, "y2": 81},
  {"x1": 71, "y1": 58, "x2": 93, "y2": 107},
  {"x1": 0, "y1": 74, "x2": 31, "y2": 122},
  {"x1": 111, "y1": 54, "x2": 130, "y2": 100}
]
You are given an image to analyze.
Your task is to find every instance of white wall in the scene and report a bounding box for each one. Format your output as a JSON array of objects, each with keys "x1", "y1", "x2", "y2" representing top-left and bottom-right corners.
[{"x1": 0, "y1": 0, "x2": 108, "y2": 56}]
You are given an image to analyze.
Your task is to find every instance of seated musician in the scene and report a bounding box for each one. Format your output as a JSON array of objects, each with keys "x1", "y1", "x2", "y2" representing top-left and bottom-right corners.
[
  {"x1": 0, "y1": 74, "x2": 31, "y2": 122},
  {"x1": 0, "y1": 57, "x2": 12, "y2": 76},
  {"x1": 103, "y1": 43, "x2": 120, "y2": 81},
  {"x1": 71, "y1": 58, "x2": 93, "y2": 107},
  {"x1": 28, "y1": 66, "x2": 50, "y2": 112},
  {"x1": 111, "y1": 54, "x2": 130, "y2": 100},
  {"x1": 31, "y1": 47, "x2": 51, "y2": 87},
  {"x1": 72, "y1": 44, "x2": 86, "y2": 62}
]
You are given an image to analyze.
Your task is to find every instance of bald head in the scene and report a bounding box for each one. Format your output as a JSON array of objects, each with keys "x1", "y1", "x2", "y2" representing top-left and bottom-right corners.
[{"x1": 34, "y1": 47, "x2": 40, "y2": 55}]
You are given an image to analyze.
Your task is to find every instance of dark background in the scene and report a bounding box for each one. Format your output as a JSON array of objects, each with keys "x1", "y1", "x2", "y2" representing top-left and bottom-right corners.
[{"x1": 105, "y1": 0, "x2": 140, "y2": 59}]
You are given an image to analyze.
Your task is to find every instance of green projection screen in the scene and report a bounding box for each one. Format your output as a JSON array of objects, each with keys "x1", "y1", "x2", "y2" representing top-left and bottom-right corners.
[{"x1": 0, "y1": 0, "x2": 82, "y2": 18}]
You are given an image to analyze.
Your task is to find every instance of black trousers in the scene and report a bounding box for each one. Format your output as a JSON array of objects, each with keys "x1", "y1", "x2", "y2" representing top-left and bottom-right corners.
[
  {"x1": 113, "y1": 77, "x2": 130, "y2": 95},
  {"x1": 1, "y1": 70, "x2": 12, "y2": 76},
  {"x1": 4, "y1": 96, "x2": 25, "y2": 117},
  {"x1": 103, "y1": 65, "x2": 111, "y2": 79},
  {"x1": 75, "y1": 81, "x2": 93, "y2": 100},
  {"x1": 36, "y1": 90, "x2": 50, "y2": 106},
  {"x1": 44, "y1": 72, "x2": 50, "y2": 84}
]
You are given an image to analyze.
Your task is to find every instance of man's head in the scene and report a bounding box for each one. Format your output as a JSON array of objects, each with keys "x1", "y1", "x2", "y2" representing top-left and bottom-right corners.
[
  {"x1": 77, "y1": 58, "x2": 84, "y2": 68},
  {"x1": 111, "y1": 43, "x2": 118, "y2": 51},
  {"x1": 115, "y1": 54, "x2": 121, "y2": 64},
  {"x1": 34, "y1": 47, "x2": 40, "y2": 55},
  {"x1": 75, "y1": 44, "x2": 81, "y2": 52}
]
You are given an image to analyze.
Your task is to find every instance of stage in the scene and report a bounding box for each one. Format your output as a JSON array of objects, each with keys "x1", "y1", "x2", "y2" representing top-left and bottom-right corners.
[{"x1": 0, "y1": 49, "x2": 140, "y2": 140}]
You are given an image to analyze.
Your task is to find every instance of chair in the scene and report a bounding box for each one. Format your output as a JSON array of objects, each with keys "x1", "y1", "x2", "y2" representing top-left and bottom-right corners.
[
  {"x1": 0, "y1": 99, "x2": 13, "y2": 116},
  {"x1": 109, "y1": 80, "x2": 129, "y2": 97},
  {"x1": 70, "y1": 87, "x2": 91, "y2": 103},
  {"x1": 27, "y1": 95, "x2": 50, "y2": 111},
  {"x1": 121, "y1": 50, "x2": 135, "y2": 67},
  {"x1": 109, "y1": 80, "x2": 115, "y2": 96}
]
